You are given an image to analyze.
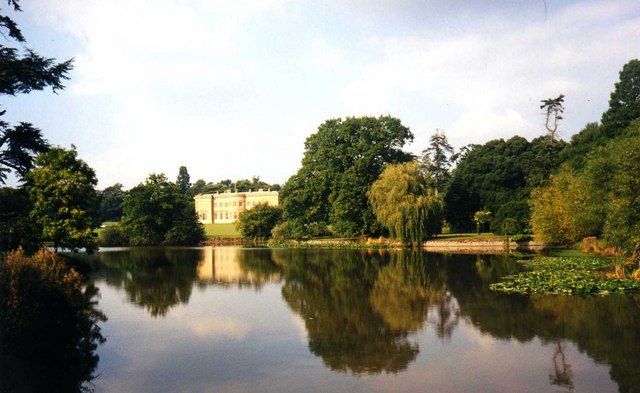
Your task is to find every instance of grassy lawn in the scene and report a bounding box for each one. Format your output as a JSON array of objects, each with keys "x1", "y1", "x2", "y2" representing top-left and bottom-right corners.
[{"x1": 203, "y1": 223, "x2": 240, "y2": 238}]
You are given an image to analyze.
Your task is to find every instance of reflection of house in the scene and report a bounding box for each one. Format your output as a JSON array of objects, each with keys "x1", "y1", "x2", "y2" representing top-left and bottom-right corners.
[
  {"x1": 197, "y1": 247, "x2": 281, "y2": 285},
  {"x1": 194, "y1": 189, "x2": 279, "y2": 224}
]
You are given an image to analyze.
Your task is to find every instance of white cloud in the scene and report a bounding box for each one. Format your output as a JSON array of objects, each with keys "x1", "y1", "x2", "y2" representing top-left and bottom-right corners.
[
  {"x1": 11, "y1": 0, "x2": 639, "y2": 188},
  {"x1": 341, "y1": 1, "x2": 640, "y2": 149}
]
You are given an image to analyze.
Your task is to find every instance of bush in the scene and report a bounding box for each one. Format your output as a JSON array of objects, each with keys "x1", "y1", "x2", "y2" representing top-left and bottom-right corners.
[
  {"x1": 236, "y1": 203, "x2": 282, "y2": 240},
  {"x1": 97, "y1": 225, "x2": 128, "y2": 247},
  {"x1": 0, "y1": 249, "x2": 105, "y2": 392}
]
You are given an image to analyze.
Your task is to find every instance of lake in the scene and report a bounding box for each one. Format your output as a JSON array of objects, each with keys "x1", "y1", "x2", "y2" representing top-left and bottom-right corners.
[{"x1": 84, "y1": 247, "x2": 639, "y2": 392}]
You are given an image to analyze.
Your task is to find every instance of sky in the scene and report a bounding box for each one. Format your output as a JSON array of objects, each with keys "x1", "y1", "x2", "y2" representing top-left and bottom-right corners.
[{"x1": 4, "y1": 0, "x2": 639, "y2": 189}]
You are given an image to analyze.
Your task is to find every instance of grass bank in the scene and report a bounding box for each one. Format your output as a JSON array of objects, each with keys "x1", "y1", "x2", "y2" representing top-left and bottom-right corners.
[{"x1": 203, "y1": 223, "x2": 240, "y2": 238}]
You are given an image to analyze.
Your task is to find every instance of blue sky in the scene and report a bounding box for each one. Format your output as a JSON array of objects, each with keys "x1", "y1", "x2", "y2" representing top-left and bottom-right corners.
[{"x1": 4, "y1": 0, "x2": 639, "y2": 188}]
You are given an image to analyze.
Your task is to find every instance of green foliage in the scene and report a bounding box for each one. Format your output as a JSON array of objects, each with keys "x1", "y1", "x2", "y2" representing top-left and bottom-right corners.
[
  {"x1": 529, "y1": 167, "x2": 601, "y2": 245},
  {"x1": 0, "y1": 186, "x2": 41, "y2": 252},
  {"x1": 27, "y1": 147, "x2": 100, "y2": 252},
  {"x1": 368, "y1": 162, "x2": 443, "y2": 244},
  {"x1": 121, "y1": 173, "x2": 205, "y2": 246},
  {"x1": 99, "y1": 182, "x2": 125, "y2": 222},
  {"x1": 601, "y1": 59, "x2": 640, "y2": 137},
  {"x1": 281, "y1": 116, "x2": 414, "y2": 238},
  {"x1": 198, "y1": 176, "x2": 280, "y2": 194},
  {"x1": 0, "y1": 249, "x2": 105, "y2": 392},
  {"x1": 421, "y1": 129, "x2": 453, "y2": 192},
  {"x1": 0, "y1": 0, "x2": 71, "y2": 183},
  {"x1": 176, "y1": 165, "x2": 190, "y2": 193},
  {"x1": 560, "y1": 122, "x2": 604, "y2": 170},
  {"x1": 490, "y1": 257, "x2": 640, "y2": 295},
  {"x1": 236, "y1": 203, "x2": 283, "y2": 239},
  {"x1": 473, "y1": 209, "x2": 492, "y2": 233},
  {"x1": 271, "y1": 220, "x2": 309, "y2": 242},
  {"x1": 189, "y1": 178, "x2": 207, "y2": 196},
  {"x1": 97, "y1": 224, "x2": 128, "y2": 247},
  {"x1": 445, "y1": 136, "x2": 565, "y2": 233},
  {"x1": 560, "y1": 60, "x2": 640, "y2": 171},
  {"x1": 0, "y1": 122, "x2": 50, "y2": 183},
  {"x1": 531, "y1": 126, "x2": 640, "y2": 250}
]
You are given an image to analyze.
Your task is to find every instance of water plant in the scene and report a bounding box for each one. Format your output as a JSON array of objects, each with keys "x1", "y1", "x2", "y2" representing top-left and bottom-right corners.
[{"x1": 490, "y1": 256, "x2": 640, "y2": 295}]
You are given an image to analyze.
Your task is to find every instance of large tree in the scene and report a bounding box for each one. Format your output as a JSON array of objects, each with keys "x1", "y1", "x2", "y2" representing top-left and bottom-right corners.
[
  {"x1": 444, "y1": 136, "x2": 565, "y2": 233},
  {"x1": 601, "y1": 59, "x2": 640, "y2": 137},
  {"x1": 560, "y1": 59, "x2": 640, "y2": 170},
  {"x1": 121, "y1": 174, "x2": 204, "y2": 246},
  {"x1": 99, "y1": 183, "x2": 125, "y2": 222},
  {"x1": 281, "y1": 116, "x2": 414, "y2": 237},
  {"x1": 531, "y1": 120, "x2": 640, "y2": 250},
  {"x1": 368, "y1": 162, "x2": 443, "y2": 244},
  {"x1": 0, "y1": 0, "x2": 72, "y2": 183},
  {"x1": 27, "y1": 147, "x2": 101, "y2": 252}
]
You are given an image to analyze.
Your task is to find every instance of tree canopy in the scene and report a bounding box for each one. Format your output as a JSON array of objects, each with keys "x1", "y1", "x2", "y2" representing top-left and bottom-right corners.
[
  {"x1": 120, "y1": 174, "x2": 204, "y2": 246},
  {"x1": 177, "y1": 166, "x2": 190, "y2": 193},
  {"x1": 0, "y1": 0, "x2": 72, "y2": 183},
  {"x1": 421, "y1": 129, "x2": 453, "y2": 193},
  {"x1": 280, "y1": 116, "x2": 414, "y2": 237},
  {"x1": 444, "y1": 136, "x2": 565, "y2": 233},
  {"x1": 99, "y1": 183, "x2": 125, "y2": 222},
  {"x1": 236, "y1": 203, "x2": 282, "y2": 240},
  {"x1": 369, "y1": 162, "x2": 443, "y2": 243},
  {"x1": 27, "y1": 147, "x2": 101, "y2": 252},
  {"x1": 531, "y1": 120, "x2": 640, "y2": 250}
]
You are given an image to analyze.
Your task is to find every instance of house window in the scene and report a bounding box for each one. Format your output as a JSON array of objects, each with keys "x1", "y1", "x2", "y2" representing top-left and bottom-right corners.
[
  {"x1": 225, "y1": 212, "x2": 229, "y2": 219},
  {"x1": 239, "y1": 202, "x2": 243, "y2": 207},
  {"x1": 233, "y1": 201, "x2": 236, "y2": 206}
]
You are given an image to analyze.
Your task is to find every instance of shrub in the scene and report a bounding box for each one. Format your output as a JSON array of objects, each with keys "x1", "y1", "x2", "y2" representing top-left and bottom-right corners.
[{"x1": 0, "y1": 249, "x2": 105, "y2": 392}]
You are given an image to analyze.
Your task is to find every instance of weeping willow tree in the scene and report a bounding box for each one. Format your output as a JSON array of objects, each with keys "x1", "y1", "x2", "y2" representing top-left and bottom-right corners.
[{"x1": 368, "y1": 162, "x2": 443, "y2": 244}]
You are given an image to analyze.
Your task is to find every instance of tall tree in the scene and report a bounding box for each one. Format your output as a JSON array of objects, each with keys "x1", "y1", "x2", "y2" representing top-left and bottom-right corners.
[
  {"x1": 540, "y1": 94, "x2": 565, "y2": 140},
  {"x1": 601, "y1": 59, "x2": 640, "y2": 137},
  {"x1": 422, "y1": 129, "x2": 453, "y2": 193},
  {"x1": 560, "y1": 60, "x2": 640, "y2": 170},
  {"x1": 281, "y1": 116, "x2": 414, "y2": 237},
  {"x1": 368, "y1": 162, "x2": 443, "y2": 244},
  {"x1": 176, "y1": 165, "x2": 190, "y2": 193},
  {"x1": 121, "y1": 174, "x2": 204, "y2": 246},
  {"x1": 27, "y1": 147, "x2": 101, "y2": 252},
  {"x1": 99, "y1": 183, "x2": 126, "y2": 222},
  {"x1": 0, "y1": 0, "x2": 72, "y2": 183}
]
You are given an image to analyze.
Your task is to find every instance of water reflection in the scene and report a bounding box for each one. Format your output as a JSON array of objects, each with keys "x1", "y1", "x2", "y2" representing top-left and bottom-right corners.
[
  {"x1": 95, "y1": 248, "x2": 200, "y2": 317},
  {"x1": 197, "y1": 247, "x2": 282, "y2": 287},
  {"x1": 89, "y1": 247, "x2": 640, "y2": 391}
]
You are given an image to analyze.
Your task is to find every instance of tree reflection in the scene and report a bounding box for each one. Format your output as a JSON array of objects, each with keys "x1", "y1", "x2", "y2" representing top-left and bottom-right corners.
[
  {"x1": 275, "y1": 249, "x2": 437, "y2": 374},
  {"x1": 94, "y1": 247, "x2": 283, "y2": 317},
  {"x1": 445, "y1": 254, "x2": 640, "y2": 393},
  {"x1": 549, "y1": 342, "x2": 574, "y2": 392},
  {"x1": 95, "y1": 248, "x2": 200, "y2": 317}
]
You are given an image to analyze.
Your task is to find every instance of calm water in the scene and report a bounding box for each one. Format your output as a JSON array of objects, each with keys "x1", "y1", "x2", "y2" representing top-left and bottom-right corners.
[{"x1": 84, "y1": 247, "x2": 640, "y2": 393}]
